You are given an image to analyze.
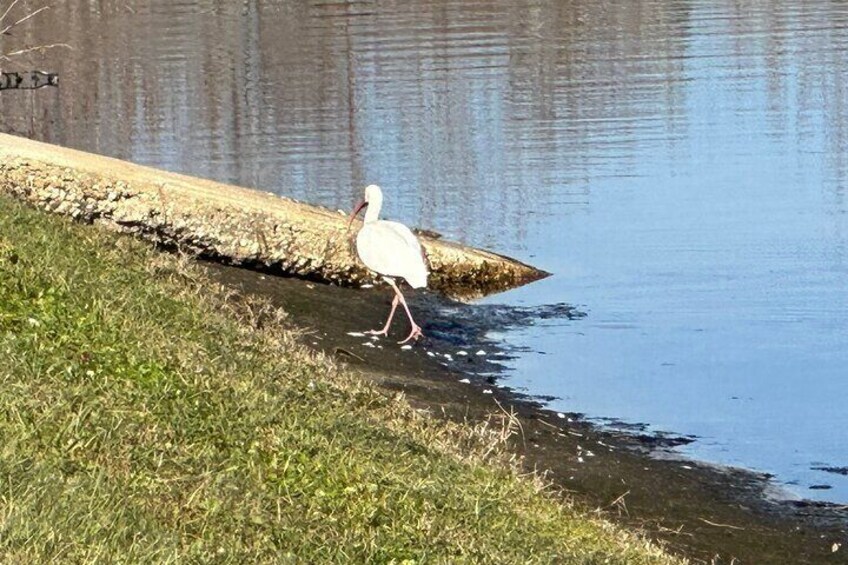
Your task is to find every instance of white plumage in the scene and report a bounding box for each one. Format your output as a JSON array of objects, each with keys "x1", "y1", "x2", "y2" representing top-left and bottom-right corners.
[
  {"x1": 348, "y1": 184, "x2": 428, "y2": 344},
  {"x1": 357, "y1": 221, "x2": 428, "y2": 288}
]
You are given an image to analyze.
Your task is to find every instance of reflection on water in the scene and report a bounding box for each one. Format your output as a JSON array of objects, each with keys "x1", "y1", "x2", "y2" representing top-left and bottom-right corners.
[{"x1": 2, "y1": 0, "x2": 848, "y2": 501}]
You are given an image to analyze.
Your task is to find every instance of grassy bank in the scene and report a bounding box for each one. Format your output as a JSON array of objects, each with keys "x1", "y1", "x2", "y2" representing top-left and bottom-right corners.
[{"x1": 0, "y1": 195, "x2": 678, "y2": 563}]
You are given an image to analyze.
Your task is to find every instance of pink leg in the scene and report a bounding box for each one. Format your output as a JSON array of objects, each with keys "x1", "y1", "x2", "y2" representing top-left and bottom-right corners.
[
  {"x1": 366, "y1": 295, "x2": 399, "y2": 336},
  {"x1": 385, "y1": 279, "x2": 423, "y2": 344}
]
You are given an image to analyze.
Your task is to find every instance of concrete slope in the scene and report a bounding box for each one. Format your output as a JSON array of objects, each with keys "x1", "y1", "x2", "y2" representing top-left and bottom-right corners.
[{"x1": 0, "y1": 133, "x2": 547, "y2": 299}]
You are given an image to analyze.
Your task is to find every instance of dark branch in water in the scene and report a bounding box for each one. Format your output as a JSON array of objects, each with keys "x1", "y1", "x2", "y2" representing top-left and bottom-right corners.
[{"x1": 0, "y1": 70, "x2": 58, "y2": 89}]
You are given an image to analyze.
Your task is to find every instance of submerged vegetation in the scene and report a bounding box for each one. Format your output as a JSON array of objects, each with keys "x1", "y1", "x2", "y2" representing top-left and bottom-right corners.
[{"x1": 0, "y1": 195, "x2": 678, "y2": 563}]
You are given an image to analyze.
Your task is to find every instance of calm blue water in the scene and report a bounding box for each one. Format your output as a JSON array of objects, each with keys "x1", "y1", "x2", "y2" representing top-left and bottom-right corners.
[{"x1": 2, "y1": 0, "x2": 846, "y2": 501}]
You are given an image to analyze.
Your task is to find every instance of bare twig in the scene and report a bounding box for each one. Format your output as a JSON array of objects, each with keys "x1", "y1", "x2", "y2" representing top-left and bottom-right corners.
[
  {"x1": 656, "y1": 523, "x2": 691, "y2": 537},
  {"x1": 1, "y1": 42, "x2": 70, "y2": 61},
  {"x1": 332, "y1": 347, "x2": 365, "y2": 363},
  {"x1": 493, "y1": 397, "x2": 525, "y2": 445},
  {"x1": 0, "y1": 3, "x2": 68, "y2": 66},
  {"x1": 0, "y1": 0, "x2": 23, "y2": 27},
  {"x1": 608, "y1": 489, "x2": 630, "y2": 507},
  {"x1": 607, "y1": 489, "x2": 630, "y2": 516},
  {"x1": 698, "y1": 517, "x2": 745, "y2": 531},
  {"x1": 535, "y1": 418, "x2": 561, "y2": 431},
  {"x1": 0, "y1": 5, "x2": 49, "y2": 37}
]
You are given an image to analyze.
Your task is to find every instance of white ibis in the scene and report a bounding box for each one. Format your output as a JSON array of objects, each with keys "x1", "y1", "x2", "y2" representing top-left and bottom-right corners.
[{"x1": 348, "y1": 184, "x2": 428, "y2": 344}]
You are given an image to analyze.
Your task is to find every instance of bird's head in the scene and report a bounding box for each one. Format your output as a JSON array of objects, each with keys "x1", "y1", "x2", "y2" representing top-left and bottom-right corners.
[{"x1": 347, "y1": 184, "x2": 382, "y2": 229}]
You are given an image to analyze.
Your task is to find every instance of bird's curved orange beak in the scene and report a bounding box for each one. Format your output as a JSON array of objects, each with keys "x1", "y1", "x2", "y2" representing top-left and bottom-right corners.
[{"x1": 347, "y1": 200, "x2": 368, "y2": 230}]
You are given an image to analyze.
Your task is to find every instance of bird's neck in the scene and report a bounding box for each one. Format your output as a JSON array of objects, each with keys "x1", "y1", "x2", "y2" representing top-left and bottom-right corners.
[{"x1": 364, "y1": 200, "x2": 381, "y2": 223}]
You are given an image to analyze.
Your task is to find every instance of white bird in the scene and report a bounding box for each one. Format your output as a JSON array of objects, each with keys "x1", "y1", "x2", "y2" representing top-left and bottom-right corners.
[{"x1": 348, "y1": 184, "x2": 428, "y2": 344}]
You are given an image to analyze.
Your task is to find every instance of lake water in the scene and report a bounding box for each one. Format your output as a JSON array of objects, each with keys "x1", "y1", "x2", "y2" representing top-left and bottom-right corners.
[{"x1": 2, "y1": 0, "x2": 847, "y2": 502}]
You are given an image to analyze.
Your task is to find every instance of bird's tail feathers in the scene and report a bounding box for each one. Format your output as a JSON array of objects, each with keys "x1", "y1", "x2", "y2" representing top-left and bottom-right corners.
[{"x1": 407, "y1": 267, "x2": 428, "y2": 289}]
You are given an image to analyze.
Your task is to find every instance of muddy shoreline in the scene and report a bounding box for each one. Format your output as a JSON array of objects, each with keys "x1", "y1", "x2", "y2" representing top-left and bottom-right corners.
[{"x1": 206, "y1": 262, "x2": 847, "y2": 564}]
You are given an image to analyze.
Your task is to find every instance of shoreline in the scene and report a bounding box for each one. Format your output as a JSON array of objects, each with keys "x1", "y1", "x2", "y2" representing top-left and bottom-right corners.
[
  {"x1": 0, "y1": 194, "x2": 677, "y2": 563},
  {"x1": 0, "y1": 134, "x2": 843, "y2": 560},
  {"x1": 206, "y1": 261, "x2": 848, "y2": 563}
]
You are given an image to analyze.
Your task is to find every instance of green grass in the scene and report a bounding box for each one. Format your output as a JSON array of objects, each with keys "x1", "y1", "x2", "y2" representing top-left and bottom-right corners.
[{"x1": 0, "y1": 194, "x2": 680, "y2": 563}]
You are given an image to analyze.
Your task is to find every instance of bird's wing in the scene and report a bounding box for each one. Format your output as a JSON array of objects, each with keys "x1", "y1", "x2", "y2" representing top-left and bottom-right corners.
[
  {"x1": 356, "y1": 221, "x2": 428, "y2": 286},
  {"x1": 380, "y1": 221, "x2": 423, "y2": 254}
]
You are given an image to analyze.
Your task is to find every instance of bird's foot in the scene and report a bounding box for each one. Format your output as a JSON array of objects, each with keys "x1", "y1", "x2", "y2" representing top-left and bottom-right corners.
[
  {"x1": 398, "y1": 325, "x2": 423, "y2": 345},
  {"x1": 365, "y1": 329, "x2": 388, "y2": 337}
]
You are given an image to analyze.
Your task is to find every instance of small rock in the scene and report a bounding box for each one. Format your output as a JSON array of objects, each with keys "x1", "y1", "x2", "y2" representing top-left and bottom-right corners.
[
  {"x1": 400, "y1": 345, "x2": 412, "y2": 350},
  {"x1": 362, "y1": 342, "x2": 375, "y2": 348},
  {"x1": 483, "y1": 389, "x2": 493, "y2": 395},
  {"x1": 346, "y1": 332, "x2": 365, "y2": 337},
  {"x1": 458, "y1": 378, "x2": 471, "y2": 384},
  {"x1": 556, "y1": 412, "x2": 565, "y2": 419},
  {"x1": 476, "y1": 350, "x2": 486, "y2": 356},
  {"x1": 456, "y1": 351, "x2": 468, "y2": 356}
]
